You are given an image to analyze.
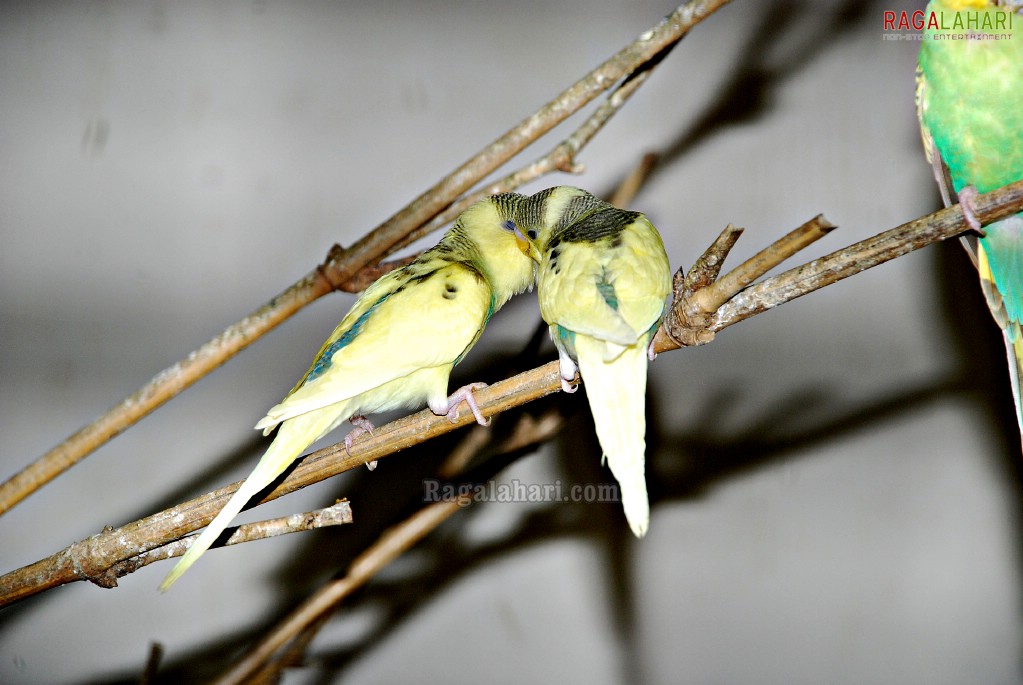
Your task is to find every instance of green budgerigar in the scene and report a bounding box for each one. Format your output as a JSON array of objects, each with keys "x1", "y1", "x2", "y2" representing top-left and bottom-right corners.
[
  {"x1": 160, "y1": 194, "x2": 539, "y2": 590},
  {"x1": 517, "y1": 187, "x2": 671, "y2": 537},
  {"x1": 917, "y1": 0, "x2": 1023, "y2": 439}
]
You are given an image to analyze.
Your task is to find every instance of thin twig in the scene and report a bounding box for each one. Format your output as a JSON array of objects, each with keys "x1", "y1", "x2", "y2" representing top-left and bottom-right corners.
[
  {"x1": 692, "y1": 215, "x2": 837, "y2": 314},
  {"x1": 111, "y1": 500, "x2": 353, "y2": 578},
  {"x1": 0, "y1": 0, "x2": 732, "y2": 518},
  {"x1": 707, "y1": 180, "x2": 1023, "y2": 335},
  {"x1": 662, "y1": 215, "x2": 836, "y2": 347},
  {"x1": 337, "y1": 254, "x2": 420, "y2": 293},
  {"x1": 662, "y1": 222, "x2": 744, "y2": 347}
]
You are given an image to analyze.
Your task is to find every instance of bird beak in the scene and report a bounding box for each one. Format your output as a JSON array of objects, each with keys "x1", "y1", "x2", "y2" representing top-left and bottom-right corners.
[{"x1": 513, "y1": 225, "x2": 541, "y2": 263}]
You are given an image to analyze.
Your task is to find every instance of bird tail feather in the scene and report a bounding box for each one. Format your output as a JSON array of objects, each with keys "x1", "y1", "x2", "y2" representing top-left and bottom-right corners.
[
  {"x1": 978, "y1": 240, "x2": 1023, "y2": 446},
  {"x1": 575, "y1": 335, "x2": 651, "y2": 537},
  {"x1": 1002, "y1": 327, "x2": 1023, "y2": 444},
  {"x1": 159, "y1": 407, "x2": 342, "y2": 591}
]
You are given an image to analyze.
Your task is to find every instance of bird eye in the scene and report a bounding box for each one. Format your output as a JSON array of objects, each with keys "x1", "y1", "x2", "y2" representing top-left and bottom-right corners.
[
  {"x1": 501, "y1": 220, "x2": 516, "y2": 232},
  {"x1": 527, "y1": 229, "x2": 537, "y2": 240}
]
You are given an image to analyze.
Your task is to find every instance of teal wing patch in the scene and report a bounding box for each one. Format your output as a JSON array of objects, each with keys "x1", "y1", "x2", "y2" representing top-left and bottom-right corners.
[
  {"x1": 538, "y1": 215, "x2": 669, "y2": 347},
  {"x1": 265, "y1": 262, "x2": 492, "y2": 426},
  {"x1": 981, "y1": 215, "x2": 1023, "y2": 331},
  {"x1": 539, "y1": 241, "x2": 637, "y2": 346}
]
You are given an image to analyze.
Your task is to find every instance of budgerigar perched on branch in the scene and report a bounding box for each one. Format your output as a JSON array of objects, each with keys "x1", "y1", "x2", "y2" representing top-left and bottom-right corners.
[
  {"x1": 917, "y1": 0, "x2": 1023, "y2": 440},
  {"x1": 160, "y1": 194, "x2": 539, "y2": 590},
  {"x1": 517, "y1": 186, "x2": 670, "y2": 536}
]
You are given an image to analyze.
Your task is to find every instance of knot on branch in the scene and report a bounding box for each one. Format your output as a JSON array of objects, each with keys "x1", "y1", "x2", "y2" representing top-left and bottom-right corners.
[
  {"x1": 655, "y1": 216, "x2": 837, "y2": 353},
  {"x1": 315, "y1": 243, "x2": 349, "y2": 293},
  {"x1": 64, "y1": 528, "x2": 124, "y2": 589},
  {"x1": 660, "y1": 224, "x2": 743, "y2": 349},
  {"x1": 547, "y1": 142, "x2": 584, "y2": 176}
]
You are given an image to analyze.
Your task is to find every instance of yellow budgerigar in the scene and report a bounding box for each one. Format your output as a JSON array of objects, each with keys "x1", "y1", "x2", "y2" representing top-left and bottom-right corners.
[
  {"x1": 517, "y1": 187, "x2": 671, "y2": 537},
  {"x1": 160, "y1": 194, "x2": 539, "y2": 590}
]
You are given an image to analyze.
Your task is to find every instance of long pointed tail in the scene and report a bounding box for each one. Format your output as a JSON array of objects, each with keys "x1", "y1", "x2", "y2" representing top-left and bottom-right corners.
[
  {"x1": 575, "y1": 335, "x2": 651, "y2": 537},
  {"x1": 1002, "y1": 328, "x2": 1023, "y2": 443},
  {"x1": 977, "y1": 237, "x2": 1023, "y2": 446},
  {"x1": 159, "y1": 408, "x2": 341, "y2": 591}
]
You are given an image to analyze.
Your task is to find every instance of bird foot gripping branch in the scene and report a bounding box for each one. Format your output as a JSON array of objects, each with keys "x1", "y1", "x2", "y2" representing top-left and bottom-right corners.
[
  {"x1": 956, "y1": 186, "x2": 987, "y2": 237},
  {"x1": 440, "y1": 383, "x2": 491, "y2": 427}
]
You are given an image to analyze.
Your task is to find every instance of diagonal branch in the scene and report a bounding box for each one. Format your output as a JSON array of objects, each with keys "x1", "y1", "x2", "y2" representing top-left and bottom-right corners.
[
  {"x1": 0, "y1": 363, "x2": 565, "y2": 608},
  {"x1": 4, "y1": 178, "x2": 1023, "y2": 609},
  {"x1": 215, "y1": 498, "x2": 469, "y2": 685},
  {"x1": 109, "y1": 500, "x2": 353, "y2": 581},
  {"x1": 387, "y1": 56, "x2": 670, "y2": 256},
  {"x1": 335, "y1": 69, "x2": 663, "y2": 284},
  {"x1": 0, "y1": 0, "x2": 733, "y2": 518},
  {"x1": 653, "y1": 178, "x2": 1023, "y2": 351},
  {"x1": 660, "y1": 215, "x2": 836, "y2": 347},
  {"x1": 671, "y1": 176, "x2": 1023, "y2": 345}
]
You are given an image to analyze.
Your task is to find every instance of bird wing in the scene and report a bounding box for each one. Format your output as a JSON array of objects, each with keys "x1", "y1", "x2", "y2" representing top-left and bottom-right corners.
[
  {"x1": 257, "y1": 261, "x2": 491, "y2": 431},
  {"x1": 539, "y1": 217, "x2": 669, "y2": 352},
  {"x1": 539, "y1": 239, "x2": 640, "y2": 348}
]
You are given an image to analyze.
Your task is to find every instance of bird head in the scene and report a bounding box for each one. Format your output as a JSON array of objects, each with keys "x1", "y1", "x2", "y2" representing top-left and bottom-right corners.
[
  {"x1": 454, "y1": 194, "x2": 539, "y2": 300},
  {"x1": 512, "y1": 185, "x2": 595, "y2": 254}
]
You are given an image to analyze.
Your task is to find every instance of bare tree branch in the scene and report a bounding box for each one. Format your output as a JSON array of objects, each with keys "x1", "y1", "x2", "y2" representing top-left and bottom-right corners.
[
  {"x1": 0, "y1": 0, "x2": 733, "y2": 519},
  {"x1": 0, "y1": 363, "x2": 566, "y2": 607},
  {"x1": 385, "y1": 50, "x2": 668, "y2": 257},
  {"x1": 110, "y1": 501, "x2": 353, "y2": 579},
  {"x1": 665, "y1": 176, "x2": 1023, "y2": 347},
  {"x1": 660, "y1": 215, "x2": 837, "y2": 347}
]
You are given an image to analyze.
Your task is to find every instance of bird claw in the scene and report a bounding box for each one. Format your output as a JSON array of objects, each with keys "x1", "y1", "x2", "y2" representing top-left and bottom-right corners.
[
  {"x1": 445, "y1": 383, "x2": 490, "y2": 426},
  {"x1": 647, "y1": 338, "x2": 658, "y2": 362},
  {"x1": 557, "y1": 354, "x2": 580, "y2": 393},
  {"x1": 958, "y1": 186, "x2": 986, "y2": 237},
  {"x1": 343, "y1": 415, "x2": 377, "y2": 469}
]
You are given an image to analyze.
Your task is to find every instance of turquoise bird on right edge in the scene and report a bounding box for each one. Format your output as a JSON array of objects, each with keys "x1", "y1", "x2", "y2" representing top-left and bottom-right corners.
[
  {"x1": 917, "y1": 0, "x2": 1023, "y2": 440},
  {"x1": 517, "y1": 187, "x2": 671, "y2": 537}
]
